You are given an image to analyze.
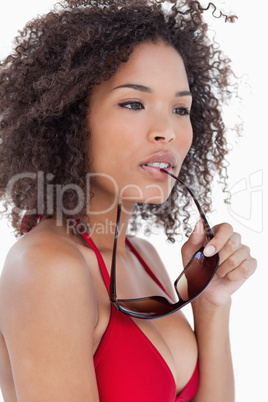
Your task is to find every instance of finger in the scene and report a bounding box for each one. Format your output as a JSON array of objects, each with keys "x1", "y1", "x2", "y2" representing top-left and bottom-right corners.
[
  {"x1": 203, "y1": 223, "x2": 234, "y2": 257},
  {"x1": 226, "y1": 256, "x2": 257, "y2": 282},
  {"x1": 181, "y1": 220, "x2": 206, "y2": 267},
  {"x1": 216, "y1": 232, "x2": 242, "y2": 265},
  {"x1": 216, "y1": 244, "x2": 250, "y2": 278}
]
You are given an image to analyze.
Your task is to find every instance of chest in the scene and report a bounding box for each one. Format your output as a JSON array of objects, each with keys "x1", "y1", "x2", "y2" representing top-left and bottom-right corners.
[
  {"x1": 92, "y1": 254, "x2": 198, "y2": 396},
  {"x1": 82, "y1": 241, "x2": 198, "y2": 396},
  {"x1": 94, "y1": 299, "x2": 198, "y2": 398}
]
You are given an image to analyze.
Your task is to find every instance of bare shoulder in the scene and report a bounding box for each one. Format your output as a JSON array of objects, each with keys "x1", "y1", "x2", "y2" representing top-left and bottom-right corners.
[
  {"x1": 0, "y1": 223, "x2": 100, "y2": 400},
  {"x1": 0, "y1": 223, "x2": 98, "y2": 327}
]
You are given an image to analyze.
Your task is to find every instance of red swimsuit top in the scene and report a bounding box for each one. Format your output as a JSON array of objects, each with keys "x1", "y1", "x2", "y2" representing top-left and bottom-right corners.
[{"x1": 82, "y1": 232, "x2": 199, "y2": 402}]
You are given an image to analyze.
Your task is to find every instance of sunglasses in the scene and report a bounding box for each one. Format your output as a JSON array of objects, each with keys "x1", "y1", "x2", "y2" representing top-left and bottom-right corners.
[{"x1": 109, "y1": 169, "x2": 219, "y2": 319}]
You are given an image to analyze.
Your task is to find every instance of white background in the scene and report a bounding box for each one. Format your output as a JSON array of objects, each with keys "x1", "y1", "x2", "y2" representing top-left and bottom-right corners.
[{"x1": 0, "y1": 1, "x2": 267, "y2": 401}]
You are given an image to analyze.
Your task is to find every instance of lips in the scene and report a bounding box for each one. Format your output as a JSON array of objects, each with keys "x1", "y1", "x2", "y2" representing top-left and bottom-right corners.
[
  {"x1": 140, "y1": 151, "x2": 177, "y2": 169},
  {"x1": 140, "y1": 151, "x2": 177, "y2": 179}
]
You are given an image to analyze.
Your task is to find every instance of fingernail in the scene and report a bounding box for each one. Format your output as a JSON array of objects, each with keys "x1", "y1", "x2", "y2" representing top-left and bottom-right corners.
[
  {"x1": 194, "y1": 220, "x2": 204, "y2": 233},
  {"x1": 204, "y1": 245, "x2": 216, "y2": 257}
]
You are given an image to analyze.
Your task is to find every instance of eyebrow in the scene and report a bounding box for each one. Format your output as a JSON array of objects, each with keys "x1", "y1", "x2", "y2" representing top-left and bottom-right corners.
[{"x1": 112, "y1": 83, "x2": 192, "y2": 97}]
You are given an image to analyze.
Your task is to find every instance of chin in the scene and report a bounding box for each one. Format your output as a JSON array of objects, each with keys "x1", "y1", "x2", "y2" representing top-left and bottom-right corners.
[
  {"x1": 120, "y1": 182, "x2": 172, "y2": 206},
  {"x1": 142, "y1": 191, "x2": 171, "y2": 205}
]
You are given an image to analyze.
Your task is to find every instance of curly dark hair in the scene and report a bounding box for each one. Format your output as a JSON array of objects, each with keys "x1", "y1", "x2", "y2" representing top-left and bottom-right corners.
[{"x1": 0, "y1": 0, "x2": 237, "y2": 239}]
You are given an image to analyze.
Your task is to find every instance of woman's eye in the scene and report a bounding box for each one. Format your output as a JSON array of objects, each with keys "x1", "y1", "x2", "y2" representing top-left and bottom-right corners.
[
  {"x1": 173, "y1": 107, "x2": 191, "y2": 116},
  {"x1": 119, "y1": 101, "x2": 144, "y2": 111}
]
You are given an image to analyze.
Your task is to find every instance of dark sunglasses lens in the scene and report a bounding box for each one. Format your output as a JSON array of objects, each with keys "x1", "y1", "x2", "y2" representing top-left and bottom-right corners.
[
  {"x1": 115, "y1": 250, "x2": 219, "y2": 318},
  {"x1": 117, "y1": 296, "x2": 176, "y2": 318},
  {"x1": 175, "y1": 248, "x2": 219, "y2": 301}
]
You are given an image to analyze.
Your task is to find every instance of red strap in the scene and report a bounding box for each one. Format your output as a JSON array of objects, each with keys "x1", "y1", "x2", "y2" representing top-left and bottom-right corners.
[
  {"x1": 125, "y1": 237, "x2": 169, "y2": 295},
  {"x1": 81, "y1": 232, "x2": 111, "y2": 292},
  {"x1": 80, "y1": 233, "x2": 171, "y2": 299}
]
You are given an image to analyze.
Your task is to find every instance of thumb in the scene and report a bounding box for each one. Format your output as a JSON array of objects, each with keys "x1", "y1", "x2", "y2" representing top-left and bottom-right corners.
[{"x1": 181, "y1": 220, "x2": 206, "y2": 267}]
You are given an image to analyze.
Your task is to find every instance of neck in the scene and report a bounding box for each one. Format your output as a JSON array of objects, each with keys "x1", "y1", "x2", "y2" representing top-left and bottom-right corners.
[{"x1": 87, "y1": 200, "x2": 135, "y2": 256}]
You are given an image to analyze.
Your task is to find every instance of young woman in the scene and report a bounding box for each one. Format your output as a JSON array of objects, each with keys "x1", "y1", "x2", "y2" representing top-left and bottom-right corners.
[{"x1": 0, "y1": 0, "x2": 256, "y2": 401}]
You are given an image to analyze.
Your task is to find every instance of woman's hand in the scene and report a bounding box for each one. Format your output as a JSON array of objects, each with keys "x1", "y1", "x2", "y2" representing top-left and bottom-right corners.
[{"x1": 181, "y1": 221, "x2": 257, "y2": 308}]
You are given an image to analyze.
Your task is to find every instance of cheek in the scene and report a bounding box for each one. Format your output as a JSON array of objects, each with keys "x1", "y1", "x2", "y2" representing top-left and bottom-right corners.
[
  {"x1": 186, "y1": 129, "x2": 194, "y2": 153},
  {"x1": 87, "y1": 113, "x2": 117, "y2": 161},
  {"x1": 175, "y1": 123, "x2": 193, "y2": 157},
  {"x1": 88, "y1": 115, "x2": 142, "y2": 172}
]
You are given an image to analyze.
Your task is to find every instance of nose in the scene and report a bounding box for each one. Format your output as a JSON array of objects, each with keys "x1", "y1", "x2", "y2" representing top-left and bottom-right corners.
[{"x1": 147, "y1": 114, "x2": 175, "y2": 144}]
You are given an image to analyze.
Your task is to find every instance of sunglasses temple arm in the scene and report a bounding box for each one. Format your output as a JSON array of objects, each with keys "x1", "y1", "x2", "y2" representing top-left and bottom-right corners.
[
  {"x1": 186, "y1": 188, "x2": 213, "y2": 239},
  {"x1": 160, "y1": 169, "x2": 214, "y2": 240},
  {"x1": 109, "y1": 203, "x2": 122, "y2": 301}
]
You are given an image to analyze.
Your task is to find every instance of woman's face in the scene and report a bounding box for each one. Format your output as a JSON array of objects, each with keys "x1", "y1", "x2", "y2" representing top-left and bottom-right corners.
[{"x1": 88, "y1": 41, "x2": 193, "y2": 209}]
